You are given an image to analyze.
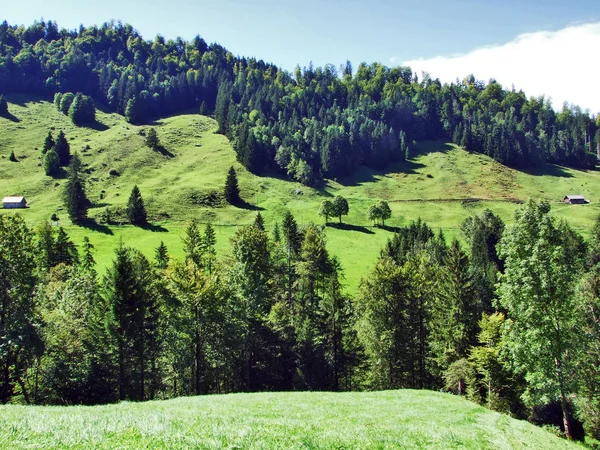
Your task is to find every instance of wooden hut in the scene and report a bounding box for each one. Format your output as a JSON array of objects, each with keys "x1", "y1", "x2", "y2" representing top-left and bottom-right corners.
[
  {"x1": 2, "y1": 196, "x2": 27, "y2": 208},
  {"x1": 563, "y1": 195, "x2": 586, "y2": 204}
]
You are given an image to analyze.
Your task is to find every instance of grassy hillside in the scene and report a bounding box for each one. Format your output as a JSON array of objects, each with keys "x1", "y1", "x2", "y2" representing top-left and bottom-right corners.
[
  {"x1": 0, "y1": 390, "x2": 584, "y2": 449},
  {"x1": 2, "y1": 94, "x2": 600, "y2": 292}
]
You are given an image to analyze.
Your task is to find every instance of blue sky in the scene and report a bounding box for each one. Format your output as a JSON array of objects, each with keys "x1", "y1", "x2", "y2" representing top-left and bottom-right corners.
[{"x1": 4, "y1": 0, "x2": 600, "y2": 111}]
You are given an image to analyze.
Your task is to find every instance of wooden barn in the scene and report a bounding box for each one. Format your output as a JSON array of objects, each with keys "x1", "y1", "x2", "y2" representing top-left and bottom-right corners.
[
  {"x1": 563, "y1": 195, "x2": 586, "y2": 204},
  {"x1": 2, "y1": 196, "x2": 27, "y2": 209}
]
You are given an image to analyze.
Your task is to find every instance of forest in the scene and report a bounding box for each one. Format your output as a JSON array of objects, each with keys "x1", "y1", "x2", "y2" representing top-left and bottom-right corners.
[
  {"x1": 0, "y1": 19, "x2": 598, "y2": 186},
  {"x1": 1, "y1": 199, "x2": 600, "y2": 441},
  {"x1": 2, "y1": 18, "x2": 600, "y2": 443}
]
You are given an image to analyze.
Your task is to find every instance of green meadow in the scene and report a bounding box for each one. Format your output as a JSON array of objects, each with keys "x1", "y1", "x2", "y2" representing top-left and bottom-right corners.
[
  {"x1": 2, "y1": 95, "x2": 600, "y2": 292},
  {"x1": 0, "y1": 390, "x2": 584, "y2": 449}
]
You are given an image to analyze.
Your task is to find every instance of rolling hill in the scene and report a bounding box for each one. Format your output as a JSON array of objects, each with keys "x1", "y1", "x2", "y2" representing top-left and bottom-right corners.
[
  {"x1": 1, "y1": 94, "x2": 600, "y2": 292},
  {"x1": 0, "y1": 390, "x2": 585, "y2": 449}
]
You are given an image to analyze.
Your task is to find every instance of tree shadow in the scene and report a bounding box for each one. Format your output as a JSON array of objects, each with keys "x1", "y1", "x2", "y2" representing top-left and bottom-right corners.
[
  {"x1": 0, "y1": 112, "x2": 20, "y2": 122},
  {"x1": 140, "y1": 223, "x2": 168, "y2": 232},
  {"x1": 155, "y1": 145, "x2": 175, "y2": 158},
  {"x1": 336, "y1": 159, "x2": 426, "y2": 187},
  {"x1": 236, "y1": 200, "x2": 265, "y2": 211},
  {"x1": 412, "y1": 140, "x2": 454, "y2": 156},
  {"x1": 520, "y1": 164, "x2": 574, "y2": 178},
  {"x1": 326, "y1": 222, "x2": 375, "y2": 235},
  {"x1": 377, "y1": 224, "x2": 402, "y2": 233},
  {"x1": 83, "y1": 120, "x2": 109, "y2": 132},
  {"x1": 79, "y1": 219, "x2": 114, "y2": 235}
]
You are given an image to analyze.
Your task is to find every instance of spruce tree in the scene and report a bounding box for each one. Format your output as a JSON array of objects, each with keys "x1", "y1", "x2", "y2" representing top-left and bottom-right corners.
[
  {"x1": 145, "y1": 128, "x2": 160, "y2": 150},
  {"x1": 54, "y1": 130, "x2": 71, "y2": 166},
  {"x1": 8, "y1": 151, "x2": 17, "y2": 162},
  {"x1": 127, "y1": 185, "x2": 147, "y2": 225},
  {"x1": 43, "y1": 131, "x2": 54, "y2": 154},
  {"x1": 0, "y1": 94, "x2": 8, "y2": 115},
  {"x1": 254, "y1": 212, "x2": 265, "y2": 231},
  {"x1": 203, "y1": 223, "x2": 216, "y2": 274},
  {"x1": 63, "y1": 153, "x2": 88, "y2": 223},
  {"x1": 155, "y1": 241, "x2": 169, "y2": 270},
  {"x1": 224, "y1": 166, "x2": 240, "y2": 204}
]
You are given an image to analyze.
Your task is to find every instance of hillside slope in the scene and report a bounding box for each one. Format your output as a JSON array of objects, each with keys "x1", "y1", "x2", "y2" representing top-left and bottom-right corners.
[
  {"x1": 0, "y1": 390, "x2": 583, "y2": 449},
  {"x1": 1, "y1": 95, "x2": 600, "y2": 291}
]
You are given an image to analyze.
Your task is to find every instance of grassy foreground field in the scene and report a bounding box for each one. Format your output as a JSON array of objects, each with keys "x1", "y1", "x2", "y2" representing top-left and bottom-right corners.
[
  {"x1": 0, "y1": 390, "x2": 583, "y2": 449},
  {"x1": 2, "y1": 95, "x2": 600, "y2": 292}
]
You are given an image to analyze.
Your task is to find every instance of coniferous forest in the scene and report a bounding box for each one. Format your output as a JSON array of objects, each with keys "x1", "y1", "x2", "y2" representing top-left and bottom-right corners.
[
  {"x1": 2, "y1": 19, "x2": 600, "y2": 443},
  {"x1": 0, "y1": 19, "x2": 598, "y2": 186}
]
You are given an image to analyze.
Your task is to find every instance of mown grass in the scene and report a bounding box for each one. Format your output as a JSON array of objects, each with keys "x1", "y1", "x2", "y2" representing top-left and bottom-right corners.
[
  {"x1": 0, "y1": 390, "x2": 585, "y2": 449},
  {"x1": 2, "y1": 95, "x2": 600, "y2": 292}
]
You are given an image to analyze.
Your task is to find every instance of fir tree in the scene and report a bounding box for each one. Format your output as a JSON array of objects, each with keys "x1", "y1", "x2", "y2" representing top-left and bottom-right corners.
[
  {"x1": 54, "y1": 130, "x2": 71, "y2": 166},
  {"x1": 224, "y1": 166, "x2": 240, "y2": 204},
  {"x1": 127, "y1": 185, "x2": 147, "y2": 226},
  {"x1": 42, "y1": 131, "x2": 54, "y2": 155},
  {"x1": 54, "y1": 227, "x2": 79, "y2": 266},
  {"x1": 63, "y1": 153, "x2": 88, "y2": 223},
  {"x1": 8, "y1": 151, "x2": 17, "y2": 162},
  {"x1": 254, "y1": 212, "x2": 265, "y2": 231},
  {"x1": 203, "y1": 223, "x2": 216, "y2": 274},
  {"x1": 145, "y1": 128, "x2": 160, "y2": 150},
  {"x1": 154, "y1": 241, "x2": 169, "y2": 270},
  {"x1": 0, "y1": 94, "x2": 7, "y2": 115},
  {"x1": 81, "y1": 236, "x2": 96, "y2": 274}
]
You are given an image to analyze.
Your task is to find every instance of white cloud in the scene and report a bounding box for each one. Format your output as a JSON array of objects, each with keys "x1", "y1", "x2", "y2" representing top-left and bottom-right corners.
[{"x1": 402, "y1": 23, "x2": 600, "y2": 114}]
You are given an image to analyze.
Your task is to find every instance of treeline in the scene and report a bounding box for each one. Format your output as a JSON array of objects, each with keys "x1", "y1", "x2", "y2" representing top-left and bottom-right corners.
[
  {"x1": 2, "y1": 201, "x2": 600, "y2": 440},
  {"x1": 0, "y1": 20, "x2": 598, "y2": 184}
]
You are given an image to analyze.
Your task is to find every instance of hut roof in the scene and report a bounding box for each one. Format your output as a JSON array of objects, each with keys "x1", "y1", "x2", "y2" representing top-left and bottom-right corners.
[
  {"x1": 2, "y1": 196, "x2": 25, "y2": 203},
  {"x1": 564, "y1": 195, "x2": 585, "y2": 200}
]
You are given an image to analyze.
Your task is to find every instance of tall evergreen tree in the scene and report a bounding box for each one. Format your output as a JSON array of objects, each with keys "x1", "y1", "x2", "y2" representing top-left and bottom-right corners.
[
  {"x1": 63, "y1": 153, "x2": 88, "y2": 224},
  {"x1": 54, "y1": 131, "x2": 71, "y2": 166},
  {"x1": 0, "y1": 94, "x2": 7, "y2": 115},
  {"x1": 127, "y1": 185, "x2": 147, "y2": 226},
  {"x1": 224, "y1": 166, "x2": 240, "y2": 205},
  {"x1": 42, "y1": 131, "x2": 54, "y2": 155}
]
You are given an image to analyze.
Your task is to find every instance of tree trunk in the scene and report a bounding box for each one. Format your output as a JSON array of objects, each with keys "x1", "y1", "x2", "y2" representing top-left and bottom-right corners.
[
  {"x1": 556, "y1": 357, "x2": 573, "y2": 439},
  {"x1": 119, "y1": 340, "x2": 125, "y2": 401},
  {"x1": 559, "y1": 391, "x2": 573, "y2": 439}
]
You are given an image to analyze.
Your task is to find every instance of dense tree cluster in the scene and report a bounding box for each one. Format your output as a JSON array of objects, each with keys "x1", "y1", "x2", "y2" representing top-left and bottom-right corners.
[
  {"x1": 0, "y1": 20, "x2": 597, "y2": 185},
  {"x1": 2, "y1": 202, "x2": 600, "y2": 441}
]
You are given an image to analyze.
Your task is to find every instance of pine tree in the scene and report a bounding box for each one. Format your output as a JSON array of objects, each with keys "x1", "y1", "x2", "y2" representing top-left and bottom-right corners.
[
  {"x1": 42, "y1": 131, "x2": 54, "y2": 154},
  {"x1": 182, "y1": 219, "x2": 204, "y2": 269},
  {"x1": 54, "y1": 130, "x2": 71, "y2": 166},
  {"x1": 8, "y1": 151, "x2": 17, "y2": 162},
  {"x1": 273, "y1": 223, "x2": 281, "y2": 243},
  {"x1": 145, "y1": 128, "x2": 160, "y2": 150},
  {"x1": 81, "y1": 236, "x2": 96, "y2": 274},
  {"x1": 203, "y1": 223, "x2": 216, "y2": 274},
  {"x1": 154, "y1": 241, "x2": 169, "y2": 270},
  {"x1": 0, "y1": 94, "x2": 8, "y2": 115},
  {"x1": 224, "y1": 166, "x2": 240, "y2": 204},
  {"x1": 63, "y1": 153, "x2": 88, "y2": 223},
  {"x1": 254, "y1": 212, "x2": 265, "y2": 231},
  {"x1": 127, "y1": 185, "x2": 147, "y2": 226},
  {"x1": 54, "y1": 227, "x2": 79, "y2": 266}
]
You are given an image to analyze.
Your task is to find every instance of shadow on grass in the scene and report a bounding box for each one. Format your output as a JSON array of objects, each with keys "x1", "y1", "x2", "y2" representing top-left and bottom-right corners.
[
  {"x1": 140, "y1": 223, "x2": 168, "y2": 233},
  {"x1": 0, "y1": 112, "x2": 20, "y2": 123},
  {"x1": 83, "y1": 120, "x2": 109, "y2": 132},
  {"x1": 236, "y1": 200, "x2": 265, "y2": 211},
  {"x1": 377, "y1": 224, "x2": 402, "y2": 233},
  {"x1": 80, "y1": 219, "x2": 114, "y2": 235},
  {"x1": 326, "y1": 222, "x2": 375, "y2": 235},
  {"x1": 155, "y1": 145, "x2": 175, "y2": 158},
  {"x1": 336, "y1": 159, "x2": 426, "y2": 187},
  {"x1": 521, "y1": 164, "x2": 574, "y2": 178}
]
